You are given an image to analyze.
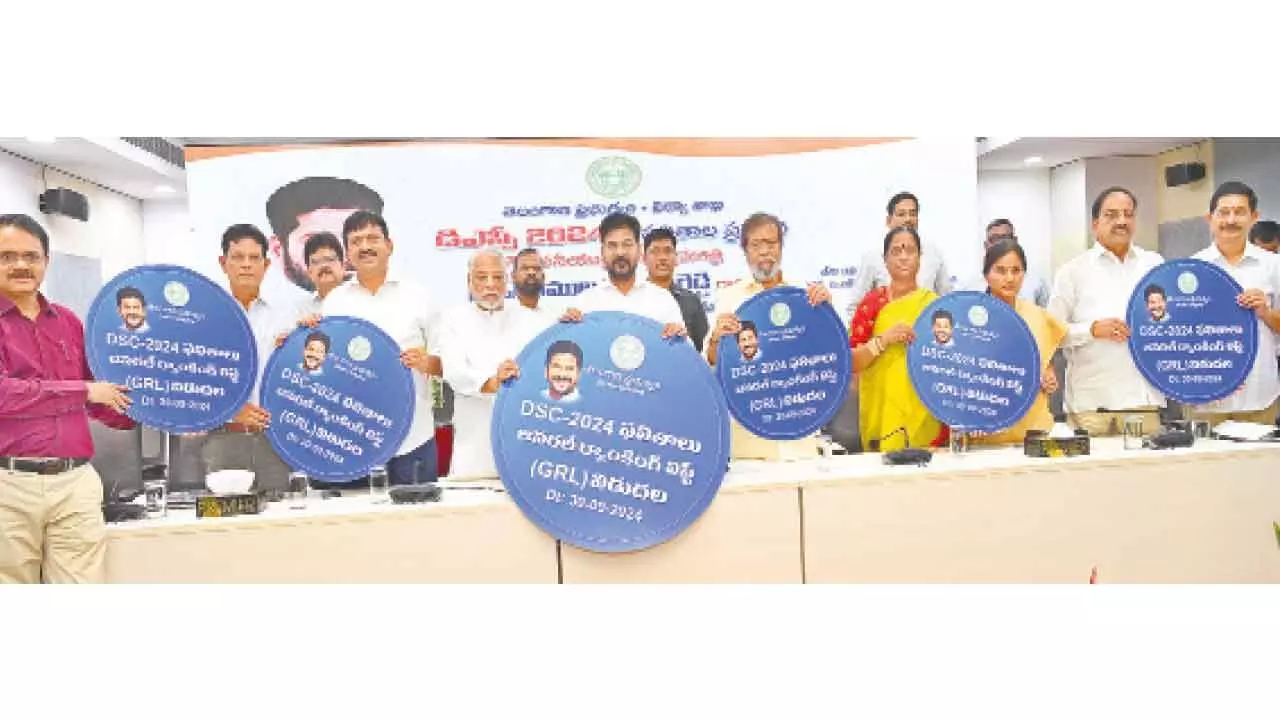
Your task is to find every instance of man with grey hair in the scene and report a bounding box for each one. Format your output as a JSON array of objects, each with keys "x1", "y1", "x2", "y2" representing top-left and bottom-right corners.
[
  {"x1": 705, "y1": 211, "x2": 833, "y2": 461},
  {"x1": 438, "y1": 249, "x2": 551, "y2": 479}
]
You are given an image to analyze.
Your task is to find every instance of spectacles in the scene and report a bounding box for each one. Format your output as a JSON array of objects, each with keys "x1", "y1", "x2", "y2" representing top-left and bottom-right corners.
[
  {"x1": 307, "y1": 254, "x2": 342, "y2": 266},
  {"x1": 0, "y1": 251, "x2": 45, "y2": 266},
  {"x1": 746, "y1": 239, "x2": 781, "y2": 252}
]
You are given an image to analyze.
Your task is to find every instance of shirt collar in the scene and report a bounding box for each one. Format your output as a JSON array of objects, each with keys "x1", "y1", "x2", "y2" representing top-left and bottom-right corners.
[
  {"x1": 602, "y1": 279, "x2": 652, "y2": 295},
  {"x1": 0, "y1": 292, "x2": 58, "y2": 318},
  {"x1": 1204, "y1": 240, "x2": 1265, "y2": 265},
  {"x1": 1089, "y1": 241, "x2": 1144, "y2": 265}
]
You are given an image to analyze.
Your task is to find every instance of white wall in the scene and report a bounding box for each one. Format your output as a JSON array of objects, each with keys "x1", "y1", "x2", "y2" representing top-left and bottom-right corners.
[
  {"x1": 976, "y1": 168, "x2": 1053, "y2": 279},
  {"x1": 1082, "y1": 155, "x2": 1159, "y2": 252},
  {"x1": 1049, "y1": 160, "x2": 1088, "y2": 273},
  {"x1": 141, "y1": 197, "x2": 195, "y2": 265},
  {"x1": 0, "y1": 150, "x2": 145, "y2": 287}
]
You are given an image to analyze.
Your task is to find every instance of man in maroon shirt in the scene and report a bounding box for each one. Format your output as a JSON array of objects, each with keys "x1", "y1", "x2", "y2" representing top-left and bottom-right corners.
[{"x1": 0, "y1": 213, "x2": 134, "y2": 584}]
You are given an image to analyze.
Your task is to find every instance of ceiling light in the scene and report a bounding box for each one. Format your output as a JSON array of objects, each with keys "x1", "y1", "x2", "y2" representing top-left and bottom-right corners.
[
  {"x1": 1024, "y1": 155, "x2": 1043, "y2": 165},
  {"x1": 155, "y1": 184, "x2": 176, "y2": 194},
  {"x1": 26, "y1": 136, "x2": 56, "y2": 144}
]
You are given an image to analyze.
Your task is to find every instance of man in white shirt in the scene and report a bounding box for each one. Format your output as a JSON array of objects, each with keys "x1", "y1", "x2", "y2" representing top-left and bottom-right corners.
[
  {"x1": 705, "y1": 212, "x2": 834, "y2": 461},
  {"x1": 293, "y1": 232, "x2": 348, "y2": 319},
  {"x1": 200, "y1": 223, "x2": 297, "y2": 493},
  {"x1": 561, "y1": 212, "x2": 688, "y2": 339},
  {"x1": 960, "y1": 219, "x2": 1051, "y2": 307},
  {"x1": 1048, "y1": 187, "x2": 1165, "y2": 436},
  {"x1": 321, "y1": 211, "x2": 444, "y2": 485},
  {"x1": 439, "y1": 249, "x2": 550, "y2": 480},
  {"x1": 846, "y1": 191, "x2": 953, "y2": 316},
  {"x1": 1187, "y1": 181, "x2": 1280, "y2": 426}
]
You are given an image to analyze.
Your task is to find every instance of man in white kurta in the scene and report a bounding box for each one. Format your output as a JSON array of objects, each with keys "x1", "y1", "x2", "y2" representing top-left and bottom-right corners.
[
  {"x1": 563, "y1": 213, "x2": 688, "y2": 339},
  {"x1": 440, "y1": 250, "x2": 552, "y2": 479}
]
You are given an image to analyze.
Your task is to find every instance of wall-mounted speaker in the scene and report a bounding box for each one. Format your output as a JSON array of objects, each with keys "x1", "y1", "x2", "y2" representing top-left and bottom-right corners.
[
  {"x1": 38, "y1": 187, "x2": 90, "y2": 222},
  {"x1": 1164, "y1": 162, "x2": 1207, "y2": 188}
]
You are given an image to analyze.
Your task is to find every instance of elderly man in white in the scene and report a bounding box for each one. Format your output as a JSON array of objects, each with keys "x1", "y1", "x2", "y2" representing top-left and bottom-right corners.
[
  {"x1": 706, "y1": 211, "x2": 834, "y2": 461},
  {"x1": 439, "y1": 249, "x2": 552, "y2": 480}
]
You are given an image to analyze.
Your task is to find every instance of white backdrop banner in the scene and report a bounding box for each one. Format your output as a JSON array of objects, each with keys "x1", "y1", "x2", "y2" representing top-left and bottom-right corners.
[{"x1": 182, "y1": 138, "x2": 980, "y2": 323}]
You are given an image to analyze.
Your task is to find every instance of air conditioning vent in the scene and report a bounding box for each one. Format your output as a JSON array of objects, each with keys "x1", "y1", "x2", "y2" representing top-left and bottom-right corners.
[{"x1": 121, "y1": 137, "x2": 186, "y2": 168}]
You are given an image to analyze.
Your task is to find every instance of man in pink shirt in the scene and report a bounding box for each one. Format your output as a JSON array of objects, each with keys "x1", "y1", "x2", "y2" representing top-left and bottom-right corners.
[{"x1": 0, "y1": 213, "x2": 134, "y2": 584}]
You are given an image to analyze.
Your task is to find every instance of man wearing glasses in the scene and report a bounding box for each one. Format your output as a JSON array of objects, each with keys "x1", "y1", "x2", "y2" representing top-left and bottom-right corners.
[
  {"x1": 962, "y1": 218, "x2": 1051, "y2": 307},
  {"x1": 0, "y1": 214, "x2": 135, "y2": 583},
  {"x1": 705, "y1": 212, "x2": 833, "y2": 461},
  {"x1": 294, "y1": 232, "x2": 348, "y2": 318}
]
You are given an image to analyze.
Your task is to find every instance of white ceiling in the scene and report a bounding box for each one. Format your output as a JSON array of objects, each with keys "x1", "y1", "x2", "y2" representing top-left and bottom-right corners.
[
  {"x1": 978, "y1": 137, "x2": 1205, "y2": 171},
  {"x1": 0, "y1": 137, "x2": 187, "y2": 200}
]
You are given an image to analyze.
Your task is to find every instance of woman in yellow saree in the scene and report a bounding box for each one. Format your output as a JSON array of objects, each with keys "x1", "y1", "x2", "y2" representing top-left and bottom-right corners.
[
  {"x1": 850, "y1": 227, "x2": 946, "y2": 452},
  {"x1": 972, "y1": 239, "x2": 1066, "y2": 445}
]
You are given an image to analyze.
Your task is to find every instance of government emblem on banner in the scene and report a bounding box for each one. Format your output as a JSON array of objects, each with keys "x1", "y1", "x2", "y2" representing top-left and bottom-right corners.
[{"x1": 586, "y1": 156, "x2": 642, "y2": 199}]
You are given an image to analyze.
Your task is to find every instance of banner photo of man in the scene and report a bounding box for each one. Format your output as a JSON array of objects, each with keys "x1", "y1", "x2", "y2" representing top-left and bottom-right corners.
[
  {"x1": 84, "y1": 265, "x2": 258, "y2": 433},
  {"x1": 183, "y1": 139, "x2": 983, "y2": 324},
  {"x1": 491, "y1": 311, "x2": 731, "y2": 553}
]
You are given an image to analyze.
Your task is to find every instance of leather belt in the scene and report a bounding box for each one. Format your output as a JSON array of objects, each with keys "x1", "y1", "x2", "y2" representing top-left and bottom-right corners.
[{"x1": 0, "y1": 457, "x2": 91, "y2": 475}]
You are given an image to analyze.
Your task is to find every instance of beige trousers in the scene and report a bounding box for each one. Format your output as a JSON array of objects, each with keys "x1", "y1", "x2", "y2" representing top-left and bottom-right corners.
[
  {"x1": 0, "y1": 464, "x2": 106, "y2": 584},
  {"x1": 1068, "y1": 409, "x2": 1162, "y2": 437}
]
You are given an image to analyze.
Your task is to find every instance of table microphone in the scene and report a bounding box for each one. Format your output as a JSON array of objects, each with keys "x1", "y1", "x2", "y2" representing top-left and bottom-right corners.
[{"x1": 873, "y1": 427, "x2": 933, "y2": 466}]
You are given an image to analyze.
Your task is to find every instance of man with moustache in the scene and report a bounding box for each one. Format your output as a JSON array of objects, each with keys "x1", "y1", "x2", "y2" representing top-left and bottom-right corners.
[
  {"x1": 439, "y1": 249, "x2": 549, "y2": 480},
  {"x1": 542, "y1": 341, "x2": 583, "y2": 403},
  {"x1": 846, "y1": 191, "x2": 953, "y2": 316},
  {"x1": 706, "y1": 212, "x2": 834, "y2": 461},
  {"x1": 294, "y1": 232, "x2": 348, "y2": 318},
  {"x1": 736, "y1": 320, "x2": 760, "y2": 362},
  {"x1": 1186, "y1": 181, "x2": 1280, "y2": 426},
  {"x1": 512, "y1": 248, "x2": 550, "y2": 313},
  {"x1": 643, "y1": 227, "x2": 710, "y2": 351},
  {"x1": 322, "y1": 211, "x2": 444, "y2": 485},
  {"x1": 0, "y1": 214, "x2": 135, "y2": 583},
  {"x1": 201, "y1": 224, "x2": 297, "y2": 494},
  {"x1": 116, "y1": 287, "x2": 149, "y2": 333},
  {"x1": 300, "y1": 331, "x2": 330, "y2": 376},
  {"x1": 561, "y1": 213, "x2": 687, "y2": 339},
  {"x1": 1049, "y1": 187, "x2": 1165, "y2": 436},
  {"x1": 265, "y1": 176, "x2": 383, "y2": 296}
]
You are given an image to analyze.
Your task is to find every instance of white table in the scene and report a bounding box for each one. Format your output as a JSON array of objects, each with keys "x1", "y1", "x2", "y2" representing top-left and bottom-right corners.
[
  {"x1": 105, "y1": 438, "x2": 1280, "y2": 583},
  {"x1": 800, "y1": 438, "x2": 1280, "y2": 583},
  {"x1": 106, "y1": 485, "x2": 559, "y2": 583}
]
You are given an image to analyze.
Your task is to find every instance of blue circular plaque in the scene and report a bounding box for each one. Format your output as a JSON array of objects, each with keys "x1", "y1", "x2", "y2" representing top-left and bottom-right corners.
[
  {"x1": 261, "y1": 316, "x2": 415, "y2": 482},
  {"x1": 84, "y1": 265, "x2": 257, "y2": 433},
  {"x1": 906, "y1": 291, "x2": 1041, "y2": 433},
  {"x1": 715, "y1": 286, "x2": 852, "y2": 439},
  {"x1": 491, "y1": 311, "x2": 731, "y2": 553},
  {"x1": 1126, "y1": 258, "x2": 1257, "y2": 404}
]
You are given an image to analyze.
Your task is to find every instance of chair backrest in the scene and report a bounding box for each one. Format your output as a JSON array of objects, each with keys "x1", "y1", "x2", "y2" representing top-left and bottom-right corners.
[
  {"x1": 167, "y1": 433, "x2": 210, "y2": 493},
  {"x1": 89, "y1": 423, "x2": 144, "y2": 500}
]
